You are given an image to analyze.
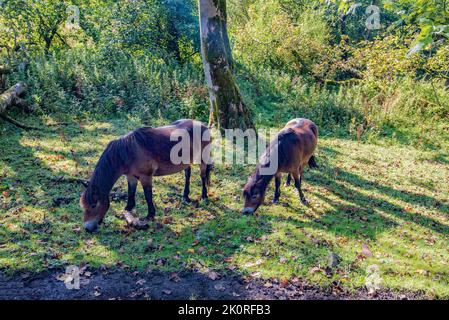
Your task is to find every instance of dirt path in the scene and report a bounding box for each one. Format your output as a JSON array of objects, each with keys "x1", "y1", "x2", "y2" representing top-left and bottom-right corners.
[{"x1": 0, "y1": 269, "x2": 424, "y2": 300}]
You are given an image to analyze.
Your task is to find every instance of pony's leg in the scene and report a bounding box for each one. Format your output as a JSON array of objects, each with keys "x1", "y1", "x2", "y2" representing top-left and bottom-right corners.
[
  {"x1": 292, "y1": 169, "x2": 309, "y2": 206},
  {"x1": 200, "y1": 163, "x2": 209, "y2": 201},
  {"x1": 285, "y1": 173, "x2": 292, "y2": 187},
  {"x1": 273, "y1": 173, "x2": 281, "y2": 203},
  {"x1": 122, "y1": 176, "x2": 150, "y2": 230},
  {"x1": 183, "y1": 167, "x2": 191, "y2": 203},
  {"x1": 125, "y1": 175, "x2": 138, "y2": 211},
  {"x1": 140, "y1": 176, "x2": 156, "y2": 220}
]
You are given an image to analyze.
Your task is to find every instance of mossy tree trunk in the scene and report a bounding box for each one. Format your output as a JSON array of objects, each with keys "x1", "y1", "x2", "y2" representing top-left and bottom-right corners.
[{"x1": 199, "y1": 0, "x2": 254, "y2": 131}]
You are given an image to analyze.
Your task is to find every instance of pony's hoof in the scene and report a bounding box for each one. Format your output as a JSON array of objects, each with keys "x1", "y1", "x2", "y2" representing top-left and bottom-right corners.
[
  {"x1": 272, "y1": 198, "x2": 279, "y2": 204},
  {"x1": 301, "y1": 199, "x2": 310, "y2": 206},
  {"x1": 182, "y1": 197, "x2": 192, "y2": 204},
  {"x1": 284, "y1": 183, "x2": 290, "y2": 187}
]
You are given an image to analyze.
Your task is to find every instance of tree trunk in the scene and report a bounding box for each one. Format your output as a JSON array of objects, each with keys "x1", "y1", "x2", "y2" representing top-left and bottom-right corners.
[
  {"x1": 0, "y1": 66, "x2": 12, "y2": 75},
  {"x1": 0, "y1": 82, "x2": 38, "y2": 130},
  {"x1": 199, "y1": 0, "x2": 254, "y2": 131},
  {"x1": 0, "y1": 82, "x2": 28, "y2": 114}
]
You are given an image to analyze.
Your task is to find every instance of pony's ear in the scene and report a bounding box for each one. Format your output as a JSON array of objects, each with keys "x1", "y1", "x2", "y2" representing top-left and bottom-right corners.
[{"x1": 81, "y1": 180, "x2": 89, "y2": 188}]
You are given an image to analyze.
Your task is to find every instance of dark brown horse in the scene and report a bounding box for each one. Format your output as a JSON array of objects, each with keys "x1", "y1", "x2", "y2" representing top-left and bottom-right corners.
[
  {"x1": 80, "y1": 119, "x2": 212, "y2": 232},
  {"x1": 242, "y1": 118, "x2": 318, "y2": 215}
]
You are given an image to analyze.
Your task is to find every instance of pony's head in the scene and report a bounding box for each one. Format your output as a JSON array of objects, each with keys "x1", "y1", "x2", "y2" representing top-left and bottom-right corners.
[
  {"x1": 79, "y1": 138, "x2": 129, "y2": 232},
  {"x1": 80, "y1": 183, "x2": 110, "y2": 232},
  {"x1": 242, "y1": 168, "x2": 271, "y2": 215}
]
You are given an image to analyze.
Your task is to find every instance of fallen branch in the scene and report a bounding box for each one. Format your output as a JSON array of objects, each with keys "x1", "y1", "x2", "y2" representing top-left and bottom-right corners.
[
  {"x1": 0, "y1": 82, "x2": 37, "y2": 130},
  {"x1": 0, "y1": 66, "x2": 12, "y2": 75},
  {"x1": 0, "y1": 82, "x2": 28, "y2": 112},
  {"x1": 0, "y1": 113, "x2": 39, "y2": 130},
  {"x1": 0, "y1": 60, "x2": 30, "y2": 74}
]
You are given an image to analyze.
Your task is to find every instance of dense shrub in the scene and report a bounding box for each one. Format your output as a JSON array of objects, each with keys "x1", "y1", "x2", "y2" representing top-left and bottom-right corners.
[
  {"x1": 7, "y1": 49, "x2": 209, "y2": 122},
  {"x1": 1, "y1": 0, "x2": 448, "y2": 150}
]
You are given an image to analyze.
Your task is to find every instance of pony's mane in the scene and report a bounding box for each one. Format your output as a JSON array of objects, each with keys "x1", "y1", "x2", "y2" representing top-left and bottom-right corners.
[
  {"x1": 85, "y1": 130, "x2": 145, "y2": 203},
  {"x1": 245, "y1": 128, "x2": 297, "y2": 194},
  {"x1": 246, "y1": 166, "x2": 273, "y2": 192},
  {"x1": 260, "y1": 128, "x2": 296, "y2": 172}
]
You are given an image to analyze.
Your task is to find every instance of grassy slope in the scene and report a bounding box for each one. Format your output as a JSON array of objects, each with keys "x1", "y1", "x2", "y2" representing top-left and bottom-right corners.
[{"x1": 0, "y1": 116, "x2": 448, "y2": 298}]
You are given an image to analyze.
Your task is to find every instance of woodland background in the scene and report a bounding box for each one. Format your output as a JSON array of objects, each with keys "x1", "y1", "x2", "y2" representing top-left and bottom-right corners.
[{"x1": 0, "y1": 0, "x2": 448, "y2": 299}]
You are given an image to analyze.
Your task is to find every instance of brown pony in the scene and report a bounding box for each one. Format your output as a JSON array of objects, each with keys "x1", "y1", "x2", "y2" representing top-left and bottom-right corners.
[
  {"x1": 242, "y1": 118, "x2": 318, "y2": 215},
  {"x1": 80, "y1": 119, "x2": 213, "y2": 232}
]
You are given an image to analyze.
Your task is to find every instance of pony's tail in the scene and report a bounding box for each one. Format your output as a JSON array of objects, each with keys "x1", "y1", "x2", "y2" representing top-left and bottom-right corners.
[
  {"x1": 308, "y1": 155, "x2": 318, "y2": 169},
  {"x1": 205, "y1": 163, "x2": 213, "y2": 187}
]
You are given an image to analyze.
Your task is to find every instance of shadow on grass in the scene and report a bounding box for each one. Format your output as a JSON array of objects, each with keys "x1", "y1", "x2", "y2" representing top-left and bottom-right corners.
[
  {"x1": 299, "y1": 145, "x2": 449, "y2": 239},
  {"x1": 376, "y1": 122, "x2": 449, "y2": 156}
]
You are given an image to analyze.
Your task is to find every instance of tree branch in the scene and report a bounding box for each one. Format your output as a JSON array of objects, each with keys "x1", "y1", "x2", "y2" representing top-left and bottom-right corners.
[{"x1": 0, "y1": 113, "x2": 39, "y2": 130}]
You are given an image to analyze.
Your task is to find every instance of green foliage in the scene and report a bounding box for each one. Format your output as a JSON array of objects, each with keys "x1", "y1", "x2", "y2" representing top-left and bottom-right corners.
[
  {"x1": 229, "y1": 0, "x2": 332, "y2": 75},
  {"x1": 7, "y1": 48, "x2": 208, "y2": 122},
  {"x1": 225, "y1": 0, "x2": 448, "y2": 145},
  {"x1": 384, "y1": 0, "x2": 449, "y2": 53},
  {"x1": 350, "y1": 35, "x2": 423, "y2": 80},
  {"x1": 325, "y1": 0, "x2": 449, "y2": 53},
  {"x1": 102, "y1": 0, "x2": 198, "y2": 62},
  {"x1": 1, "y1": 0, "x2": 447, "y2": 145},
  {"x1": 0, "y1": 0, "x2": 199, "y2": 61}
]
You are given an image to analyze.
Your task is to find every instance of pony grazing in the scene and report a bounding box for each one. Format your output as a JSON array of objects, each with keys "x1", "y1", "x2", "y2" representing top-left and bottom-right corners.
[
  {"x1": 80, "y1": 119, "x2": 213, "y2": 232},
  {"x1": 242, "y1": 118, "x2": 318, "y2": 215}
]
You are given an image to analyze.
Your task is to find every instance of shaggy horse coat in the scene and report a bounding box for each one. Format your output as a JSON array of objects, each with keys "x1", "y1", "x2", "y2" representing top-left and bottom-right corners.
[
  {"x1": 242, "y1": 118, "x2": 318, "y2": 214},
  {"x1": 80, "y1": 119, "x2": 212, "y2": 232}
]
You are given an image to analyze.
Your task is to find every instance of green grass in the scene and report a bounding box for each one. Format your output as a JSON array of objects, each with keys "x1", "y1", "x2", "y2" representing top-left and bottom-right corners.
[{"x1": 0, "y1": 116, "x2": 448, "y2": 298}]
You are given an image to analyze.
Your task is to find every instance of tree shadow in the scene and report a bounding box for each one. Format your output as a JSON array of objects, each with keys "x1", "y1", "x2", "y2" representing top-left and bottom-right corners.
[
  {"x1": 302, "y1": 145, "x2": 449, "y2": 239},
  {"x1": 376, "y1": 122, "x2": 449, "y2": 155},
  {"x1": 0, "y1": 116, "x2": 92, "y2": 270}
]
